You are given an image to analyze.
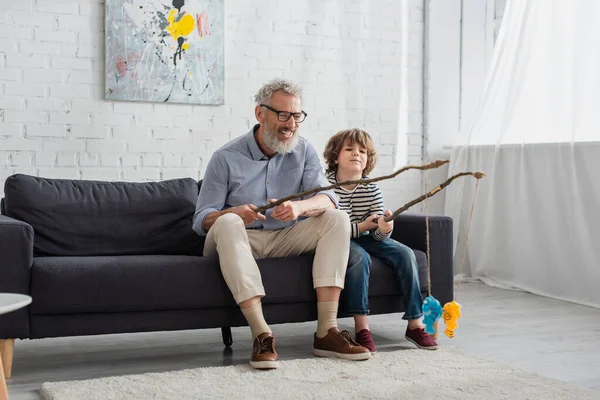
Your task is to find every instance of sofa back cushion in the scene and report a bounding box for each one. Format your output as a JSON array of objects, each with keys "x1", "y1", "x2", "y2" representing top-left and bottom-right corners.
[{"x1": 3, "y1": 174, "x2": 202, "y2": 256}]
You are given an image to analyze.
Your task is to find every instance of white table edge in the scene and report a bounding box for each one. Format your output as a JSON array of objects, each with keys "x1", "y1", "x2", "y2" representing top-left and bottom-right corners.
[{"x1": 0, "y1": 294, "x2": 32, "y2": 315}]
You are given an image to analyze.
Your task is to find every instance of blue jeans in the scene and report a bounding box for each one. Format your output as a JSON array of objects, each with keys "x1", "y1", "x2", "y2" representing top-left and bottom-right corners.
[{"x1": 345, "y1": 235, "x2": 423, "y2": 320}]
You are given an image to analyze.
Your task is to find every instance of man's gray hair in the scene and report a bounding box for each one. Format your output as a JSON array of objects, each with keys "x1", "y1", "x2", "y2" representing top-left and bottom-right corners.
[{"x1": 254, "y1": 78, "x2": 303, "y2": 105}]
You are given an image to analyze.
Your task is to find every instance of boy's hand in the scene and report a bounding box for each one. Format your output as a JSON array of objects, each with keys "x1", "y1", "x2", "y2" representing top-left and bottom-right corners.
[
  {"x1": 377, "y1": 210, "x2": 394, "y2": 234},
  {"x1": 270, "y1": 199, "x2": 302, "y2": 222},
  {"x1": 360, "y1": 214, "x2": 379, "y2": 232}
]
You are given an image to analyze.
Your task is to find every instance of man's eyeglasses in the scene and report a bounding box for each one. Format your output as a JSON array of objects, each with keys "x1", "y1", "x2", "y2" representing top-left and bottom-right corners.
[{"x1": 260, "y1": 104, "x2": 307, "y2": 123}]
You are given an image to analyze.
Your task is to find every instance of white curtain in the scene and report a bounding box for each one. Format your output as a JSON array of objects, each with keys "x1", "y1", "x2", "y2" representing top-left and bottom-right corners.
[{"x1": 445, "y1": 0, "x2": 600, "y2": 308}]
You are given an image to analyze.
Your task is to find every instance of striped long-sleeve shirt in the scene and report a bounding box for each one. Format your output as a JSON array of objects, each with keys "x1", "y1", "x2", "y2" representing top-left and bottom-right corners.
[{"x1": 327, "y1": 173, "x2": 391, "y2": 241}]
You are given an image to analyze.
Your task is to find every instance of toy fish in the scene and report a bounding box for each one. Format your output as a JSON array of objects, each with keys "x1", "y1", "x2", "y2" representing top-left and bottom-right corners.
[
  {"x1": 442, "y1": 301, "x2": 461, "y2": 338},
  {"x1": 422, "y1": 296, "x2": 442, "y2": 335}
]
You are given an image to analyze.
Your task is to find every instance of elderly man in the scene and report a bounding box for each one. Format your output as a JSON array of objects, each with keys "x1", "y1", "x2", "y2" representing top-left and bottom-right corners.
[{"x1": 193, "y1": 78, "x2": 370, "y2": 369}]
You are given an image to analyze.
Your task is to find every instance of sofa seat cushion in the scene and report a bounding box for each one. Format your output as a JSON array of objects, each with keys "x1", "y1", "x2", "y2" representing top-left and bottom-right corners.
[
  {"x1": 30, "y1": 250, "x2": 428, "y2": 315},
  {"x1": 31, "y1": 255, "x2": 235, "y2": 314},
  {"x1": 3, "y1": 174, "x2": 201, "y2": 257}
]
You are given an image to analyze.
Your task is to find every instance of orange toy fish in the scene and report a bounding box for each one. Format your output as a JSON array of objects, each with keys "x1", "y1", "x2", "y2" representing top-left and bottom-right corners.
[{"x1": 442, "y1": 301, "x2": 461, "y2": 338}]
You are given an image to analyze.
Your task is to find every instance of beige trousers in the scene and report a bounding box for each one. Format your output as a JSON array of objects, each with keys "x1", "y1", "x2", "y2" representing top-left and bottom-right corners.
[{"x1": 203, "y1": 209, "x2": 350, "y2": 304}]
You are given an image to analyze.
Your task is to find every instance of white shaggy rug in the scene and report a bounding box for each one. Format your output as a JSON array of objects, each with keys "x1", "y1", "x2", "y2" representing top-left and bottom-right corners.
[{"x1": 41, "y1": 347, "x2": 599, "y2": 400}]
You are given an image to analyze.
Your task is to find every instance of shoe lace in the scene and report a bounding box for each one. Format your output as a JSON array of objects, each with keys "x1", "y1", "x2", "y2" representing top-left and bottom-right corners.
[
  {"x1": 340, "y1": 330, "x2": 361, "y2": 346},
  {"x1": 259, "y1": 336, "x2": 275, "y2": 353}
]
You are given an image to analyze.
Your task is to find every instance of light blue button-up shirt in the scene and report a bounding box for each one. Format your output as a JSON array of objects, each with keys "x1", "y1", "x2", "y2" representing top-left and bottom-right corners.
[{"x1": 193, "y1": 125, "x2": 338, "y2": 236}]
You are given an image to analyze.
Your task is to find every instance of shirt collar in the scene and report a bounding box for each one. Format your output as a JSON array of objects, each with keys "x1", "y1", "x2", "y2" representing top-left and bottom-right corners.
[{"x1": 246, "y1": 124, "x2": 269, "y2": 161}]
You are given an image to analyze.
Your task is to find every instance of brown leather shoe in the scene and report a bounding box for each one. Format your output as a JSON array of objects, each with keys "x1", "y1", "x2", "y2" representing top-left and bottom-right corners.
[
  {"x1": 250, "y1": 332, "x2": 279, "y2": 369},
  {"x1": 313, "y1": 328, "x2": 371, "y2": 361}
]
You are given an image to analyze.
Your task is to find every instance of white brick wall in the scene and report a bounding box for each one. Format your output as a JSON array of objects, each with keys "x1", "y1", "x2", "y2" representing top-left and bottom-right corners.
[{"x1": 0, "y1": 0, "x2": 425, "y2": 211}]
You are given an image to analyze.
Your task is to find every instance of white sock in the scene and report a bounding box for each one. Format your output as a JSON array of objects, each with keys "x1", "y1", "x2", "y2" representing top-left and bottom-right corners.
[
  {"x1": 241, "y1": 302, "x2": 271, "y2": 339},
  {"x1": 316, "y1": 302, "x2": 339, "y2": 338}
]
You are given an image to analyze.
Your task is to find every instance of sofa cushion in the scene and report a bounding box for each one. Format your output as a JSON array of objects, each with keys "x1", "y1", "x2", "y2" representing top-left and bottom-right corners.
[
  {"x1": 30, "y1": 255, "x2": 233, "y2": 314},
  {"x1": 30, "y1": 250, "x2": 428, "y2": 315},
  {"x1": 3, "y1": 174, "x2": 202, "y2": 256}
]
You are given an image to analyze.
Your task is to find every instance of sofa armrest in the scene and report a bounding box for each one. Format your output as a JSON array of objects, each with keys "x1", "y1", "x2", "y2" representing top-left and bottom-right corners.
[
  {"x1": 391, "y1": 213, "x2": 454, "y2": 305},
  {"x1": 0, "y1": 214, "x2": 34, "y2": 338}
]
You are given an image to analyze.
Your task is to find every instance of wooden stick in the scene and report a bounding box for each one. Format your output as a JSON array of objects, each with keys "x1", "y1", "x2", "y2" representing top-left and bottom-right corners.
[
  {"x1": 254, "y1": 160, "x2": 450, "y2": 213},
  {"x1": 376, "y1": 171, "x2": 486, "y2": 222}
]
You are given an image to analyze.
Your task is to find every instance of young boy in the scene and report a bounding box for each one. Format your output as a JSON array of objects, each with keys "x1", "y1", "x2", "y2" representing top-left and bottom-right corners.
[{"x1": 323, "y1": 128, "x2": 438, "y2": 353}]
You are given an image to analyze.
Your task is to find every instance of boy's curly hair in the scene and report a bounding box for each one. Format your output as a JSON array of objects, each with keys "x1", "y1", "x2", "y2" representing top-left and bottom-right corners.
[{"x1": 323, "y1": 128, "x2": 377, "y2": 177}]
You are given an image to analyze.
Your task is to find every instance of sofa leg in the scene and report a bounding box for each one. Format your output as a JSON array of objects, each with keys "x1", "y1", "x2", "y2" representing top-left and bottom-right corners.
[
  {"x1": 0, "y1": 339, "x2": 14, "y2": 379},
  {"x1": 221, "y1": 327, "x2": 233, "y2": 347},
  {"x1": 0, "y1": 361, "x2": 7, "y2": 400}
]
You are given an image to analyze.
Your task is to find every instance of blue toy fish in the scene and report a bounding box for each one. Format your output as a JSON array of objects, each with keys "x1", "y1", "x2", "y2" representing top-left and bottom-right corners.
[{"x1": 422, "y1": 295, "x2": 442, "y2": 335}]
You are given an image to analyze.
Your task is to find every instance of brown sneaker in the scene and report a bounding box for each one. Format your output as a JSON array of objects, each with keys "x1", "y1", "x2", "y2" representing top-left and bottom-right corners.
[
  {"x1": 313, "y1": 328, "x2": 371, "y2": 361},
  {"x1": 250, "y1": 332, "x2": 279, "y2": 369}
]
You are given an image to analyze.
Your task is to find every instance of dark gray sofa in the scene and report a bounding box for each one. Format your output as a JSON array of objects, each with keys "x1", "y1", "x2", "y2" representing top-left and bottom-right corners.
[{"x1": 0, "y1": 174, "x2": 453, "y2": 350}]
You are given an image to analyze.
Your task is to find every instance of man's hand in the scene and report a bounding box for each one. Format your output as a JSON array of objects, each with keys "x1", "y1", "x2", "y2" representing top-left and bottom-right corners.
[
  {"x1": 230, "y1": 204, "x2": 267, "y2": 226},
  {"x1": 270, "y1": 199, "x2": 303, "y2": 222},
  {"x1": 377, "y1": 210, "x2": 394, "y2": 234},
  {"x1": 359, "y1": 214, "x2": 380, "y2": 233}
]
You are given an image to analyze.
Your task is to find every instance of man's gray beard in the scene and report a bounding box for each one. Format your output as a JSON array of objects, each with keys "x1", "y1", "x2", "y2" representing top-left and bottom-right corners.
[{"x1": 264, "y1": 127, "x2": 299, "y2": 154}]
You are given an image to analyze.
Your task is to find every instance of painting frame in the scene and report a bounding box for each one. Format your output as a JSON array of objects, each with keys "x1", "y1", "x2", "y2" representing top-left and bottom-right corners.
[{"x1": 104, "y1": 0, "x2": 224, "y2": 105}]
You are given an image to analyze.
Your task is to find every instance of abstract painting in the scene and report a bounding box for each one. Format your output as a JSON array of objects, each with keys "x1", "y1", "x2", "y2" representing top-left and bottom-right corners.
[{"x1": 105, "y1": 0, "x2": 224, "y2": 105}]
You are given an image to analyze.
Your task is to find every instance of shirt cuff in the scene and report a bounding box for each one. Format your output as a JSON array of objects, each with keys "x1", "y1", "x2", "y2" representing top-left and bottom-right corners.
[
  {"x1": 372, "y1": 228, "x2": 391, "y2": 241},
  {"x1": 193, "y1": 208, "x2": 219, "y2": 236},
  {"x1": 351, "y1": 223, "x2": 361, "y2": 239}
]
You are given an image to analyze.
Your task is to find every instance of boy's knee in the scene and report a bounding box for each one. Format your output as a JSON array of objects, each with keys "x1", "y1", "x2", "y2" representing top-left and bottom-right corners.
[{"x1": 394, "y1": 243, "x2": 416, "y2": 260}]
